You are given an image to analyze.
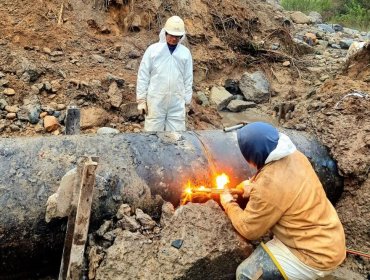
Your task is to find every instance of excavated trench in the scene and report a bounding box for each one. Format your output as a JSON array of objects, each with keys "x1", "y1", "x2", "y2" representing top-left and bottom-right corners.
[{"x1": 0, "y1": 129, "x2": 343, "y2": 278}]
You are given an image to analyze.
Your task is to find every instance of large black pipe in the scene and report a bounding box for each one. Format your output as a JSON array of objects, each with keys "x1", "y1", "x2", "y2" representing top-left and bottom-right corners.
[{"x1": 0, "y1": 130, "x2": 343, "y2": 278}]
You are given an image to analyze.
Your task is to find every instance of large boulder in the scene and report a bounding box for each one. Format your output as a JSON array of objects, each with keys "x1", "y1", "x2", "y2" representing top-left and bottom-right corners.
[
  {"x1": 81, "y1": 107, "x2": 109, "y2": 129},
  {"x1": 239, "y1": 71, "x2": 270, "y2": 103},
  {"x1": 209, "y1": 86, "x2": 235, "y2": 110}
]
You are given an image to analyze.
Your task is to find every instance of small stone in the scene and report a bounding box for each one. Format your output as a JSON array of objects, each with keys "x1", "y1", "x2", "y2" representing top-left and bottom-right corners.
[
  {"x1": 5, "y1": 105, "x2": 19, "y2": 113},
  {"x1": 9, "y1": 124, "x2": 20, "y2": 131},
  {"x1": 117, "y1": 215, "x2": 141, "y2": 232},
  {"x1": 6, "y1": 113, "x2": 17, "y2": 120},
  {"x1": 92, "y1": 54, "x2": 105, "y2": 63},
  {"x1": 51, "y1": 80, "x2": 61, "y2": 92},
  {"x1": 52, "y1": 129, "x2": 60, "y2": 135},
  {"x1": 116, "y1": 204, "x2": 131, "y2": 219},
  {"x1": 135, "y1": 209, "x2": 156, "y2": 230},
  {"x1": 97, "y1": 127, "x2": 120, "y2": 134},
  {"x1": 50, "y1": 51, "x2": 64, "y2": 56},
  {"x1": 44, "y1": 115, "x2": 59, "y2": 132},
  {"x1": 43, "y1": 47, "x2": 51, "y2": 54},
  {"x1": 57, "y1": 104, "x2": 66, "y2": 110},
  {"x1": 0, "y1": 79, "x2": 9, "y2": 87},
  {"x1": 44, "y1": 81, "x2": 52, "y2": 92},
  {"x1": 40, "y1": 112, "x2": 48, "y2": 118},
  {"x1": 34, "y1": 124, "x2": 43, "y2": 132},
  {"x1": 3, "y1": 88, "x2": 15, "y2": 96},
  {"x1": 320, "y1": 75, "x2": 330, "y2": 82},
  {"x1": 0, "y1": 99, "x2": 8, "y2": 110},
  {"x1": 282, "y1": 61, "x2": 291, "y2": 67}
]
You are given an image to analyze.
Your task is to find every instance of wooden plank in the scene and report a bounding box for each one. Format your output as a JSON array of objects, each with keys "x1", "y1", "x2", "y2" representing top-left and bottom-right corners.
[{"x1": 58, "y1": 156, "x2": 99, "y2": 280}]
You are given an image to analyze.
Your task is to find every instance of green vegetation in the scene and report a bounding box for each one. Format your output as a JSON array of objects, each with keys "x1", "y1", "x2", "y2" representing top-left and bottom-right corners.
[{"x1": 281, "y1": 0, "x2": 370, "y2": 31}]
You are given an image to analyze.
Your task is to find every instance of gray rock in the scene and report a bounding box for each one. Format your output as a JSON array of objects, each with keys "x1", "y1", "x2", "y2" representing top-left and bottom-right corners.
[
  {"x1": 339, "y1": 39, "x2": 354, "y2": 49},
  {"x1": 317, "y1": 24, "x2": 335, "y2": 33},
  {"x1": 234, "y1": 94, "x2": 245, "y2": 101},
  {"x1": 0, "y1": 99, "x2": 8, "y2": 110},
  {"x1": 209, "y1": 86, "x2": 234, "y2": 110},
  {"x1": 196, "y1": 91, "x2": 210, "y2": 107},
  {"x1": 271, "y1": 43, "x2": 280, "y2": 50},
  {"x1": 106, "y1": 73, "x2": 125, "y2": 87},
  {"x1": 308, "y1": 11, "x2": 322, "y2": 24},
  {"x1": 92, "y1": 54, "x2": 105, "y2": 63},
  {"x1": 18, "y1": 100, "x2": 41, "y2": 124},
  {"x1": 9, "y1": 124, "x2": 20, "y2": 132},
  {"x1": 331, "y1": 44, "x2": 341, "y2": 49},
  {"x1": 120, "y1": 102, "x2": 140, "y2": 120},
  {"x1": 0, "y1": 72, "x2": 5, "y2": 78},
  {"x1": 127, "y1": 50, "x2": 141, "y2": 59},
  {"x1": 53, "y1": 111, "x2": 61, "y2": 118},
  {"x1": 0, "y1": 79, "x2": 9, "y2": 87},
  {"x1": 318, "y1": 40, "x2": 329, "y2": 48},
  {"x1": 343, "y1": 27, "x2": 360, "y2": 36},
  {"x1": 125, "y1": 60, "x2": 139, "y2": 71},
  {"x1": 227, "y1": 100, "x2": 256, "y2": 112},
  {"x1": 44, "y1": 81, "x2": 52, "y2": 92},
  {"x1": 97, "y1": 127, "x2": 120, "y2": 134},
  {"x1": 333, "y1": 24, "x2": 343, "y2": 32},
  {"x1": 239, "y1": 71, "x2": 270, "y2": 103}
]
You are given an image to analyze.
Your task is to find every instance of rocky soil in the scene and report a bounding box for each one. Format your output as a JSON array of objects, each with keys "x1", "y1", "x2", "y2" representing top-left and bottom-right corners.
[{"x1": 0, "y1": 0, "x2": 369, "y2": 279}]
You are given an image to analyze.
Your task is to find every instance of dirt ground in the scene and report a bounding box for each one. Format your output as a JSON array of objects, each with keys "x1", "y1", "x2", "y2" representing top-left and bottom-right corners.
[{"x1": 0, "y1": 0, "x2": 369, "y2": 278}]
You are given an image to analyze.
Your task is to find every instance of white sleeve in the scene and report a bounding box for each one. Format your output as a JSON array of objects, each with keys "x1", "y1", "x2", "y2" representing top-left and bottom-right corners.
[
  {"x1": 136, "y1": 47, "x2": 152, "y2": 101},
  {"x1": 183, "y1": 51, "x2": 193, "y2": 105}
]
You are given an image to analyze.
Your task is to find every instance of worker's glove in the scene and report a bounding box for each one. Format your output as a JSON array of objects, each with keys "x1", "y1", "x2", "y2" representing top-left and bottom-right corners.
[
  {"x1": 236, "y1": 179, "x2": 252, "y2": 199},
  {"x1": 137, "y1": 99, "x2": 147, "y2": 115},
  {"x1": 220, "y1": 190, "x2": 236, "y2": 208}
]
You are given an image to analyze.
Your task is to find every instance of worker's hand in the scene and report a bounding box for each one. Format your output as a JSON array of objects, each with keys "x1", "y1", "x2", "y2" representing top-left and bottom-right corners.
[
  {"x1": 220, "y1": 190, "x2": 235, "y2": 208},
  {"x1": 137, "y1": 99, "x2": 147, "y2": 115},
  {"x1": 236, "y1": 179, "x2": 252, "y2": 199}
]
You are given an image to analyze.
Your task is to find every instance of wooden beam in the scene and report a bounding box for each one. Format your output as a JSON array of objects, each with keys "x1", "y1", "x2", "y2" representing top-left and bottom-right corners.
[{"x1": 59, "y1": 156, "x2": 99, "y2": 280}]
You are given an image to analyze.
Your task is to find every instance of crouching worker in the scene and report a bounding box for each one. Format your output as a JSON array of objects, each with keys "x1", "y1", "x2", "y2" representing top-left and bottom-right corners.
[{"x1": 220, "y1": 122, "x2": 346, "y2": 280}]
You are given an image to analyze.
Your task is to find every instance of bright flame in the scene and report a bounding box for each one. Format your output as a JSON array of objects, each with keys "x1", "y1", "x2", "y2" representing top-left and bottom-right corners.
[
  {"x1": 216, "y1": 173, "x2": 230, "y2": 189},
  {"x1": 185, "y1": 187, "x2": 192, "y2": 194},
  {"x1": 199, "y1": 186, "x2": 206, "y2": 191}
]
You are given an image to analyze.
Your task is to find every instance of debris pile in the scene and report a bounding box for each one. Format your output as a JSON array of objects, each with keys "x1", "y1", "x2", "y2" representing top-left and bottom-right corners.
[{"x1": 88, "y1": 201, "x2": 252, "y2": 280}]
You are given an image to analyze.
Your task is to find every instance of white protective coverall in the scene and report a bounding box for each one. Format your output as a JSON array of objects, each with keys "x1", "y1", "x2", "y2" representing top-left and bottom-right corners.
[{"x1": 136, "y1": 29, "x2": 193, "y2": 131}]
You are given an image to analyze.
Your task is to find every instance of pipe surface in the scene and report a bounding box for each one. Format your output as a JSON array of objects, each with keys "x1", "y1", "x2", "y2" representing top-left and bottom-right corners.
[{"x1": 0, "y1": 130, "x2": 343, "y2": 278}]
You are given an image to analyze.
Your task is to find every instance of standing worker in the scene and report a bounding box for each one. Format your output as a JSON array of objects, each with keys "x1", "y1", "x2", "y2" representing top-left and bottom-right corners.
[
  {"x1": 220, "y1": 122, "x2": 346, "y2": 280},
  {"x1": 136, "y1": 15, "x2": 193, "y2": 131}
]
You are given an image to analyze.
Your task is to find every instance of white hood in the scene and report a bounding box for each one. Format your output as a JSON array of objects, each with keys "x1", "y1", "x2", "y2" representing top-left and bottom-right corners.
[{"x1": 265, "y1": 132, "x2": 296, "y2": 164}]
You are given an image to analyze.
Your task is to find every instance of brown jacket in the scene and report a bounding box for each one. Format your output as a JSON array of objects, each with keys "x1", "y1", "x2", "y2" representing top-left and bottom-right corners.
[{"x1": 225, "y1": 150, "x2": 346, "y2": 270}]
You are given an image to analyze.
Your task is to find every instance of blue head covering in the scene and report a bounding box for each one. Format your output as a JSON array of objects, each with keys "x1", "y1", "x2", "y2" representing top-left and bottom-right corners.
[{"x1": 237, "y1": 122, "x2": 279, "y2": 170}]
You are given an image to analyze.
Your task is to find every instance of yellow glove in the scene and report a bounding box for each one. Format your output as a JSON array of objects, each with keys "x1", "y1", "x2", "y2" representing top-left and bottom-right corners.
[
  {"x1": 220, "y1": 190, "x2": 235, "y2": 208},
  {"x1": 236, "y1": 179, "x2": 252, "y2": 199},
  {"x1": 137, "y1": 99, "x2": 147, "y2": 115}
]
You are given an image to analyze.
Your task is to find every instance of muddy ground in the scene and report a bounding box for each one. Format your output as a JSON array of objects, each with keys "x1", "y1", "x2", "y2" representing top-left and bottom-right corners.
[{"x1": 0, "y1": 0, "x2": 369, "y2": 279}]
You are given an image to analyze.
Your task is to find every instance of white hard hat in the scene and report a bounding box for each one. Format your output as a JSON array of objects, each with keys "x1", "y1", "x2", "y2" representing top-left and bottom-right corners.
[{"x1": 164, "y1": 16, "x2": 185, "y2": 36}]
